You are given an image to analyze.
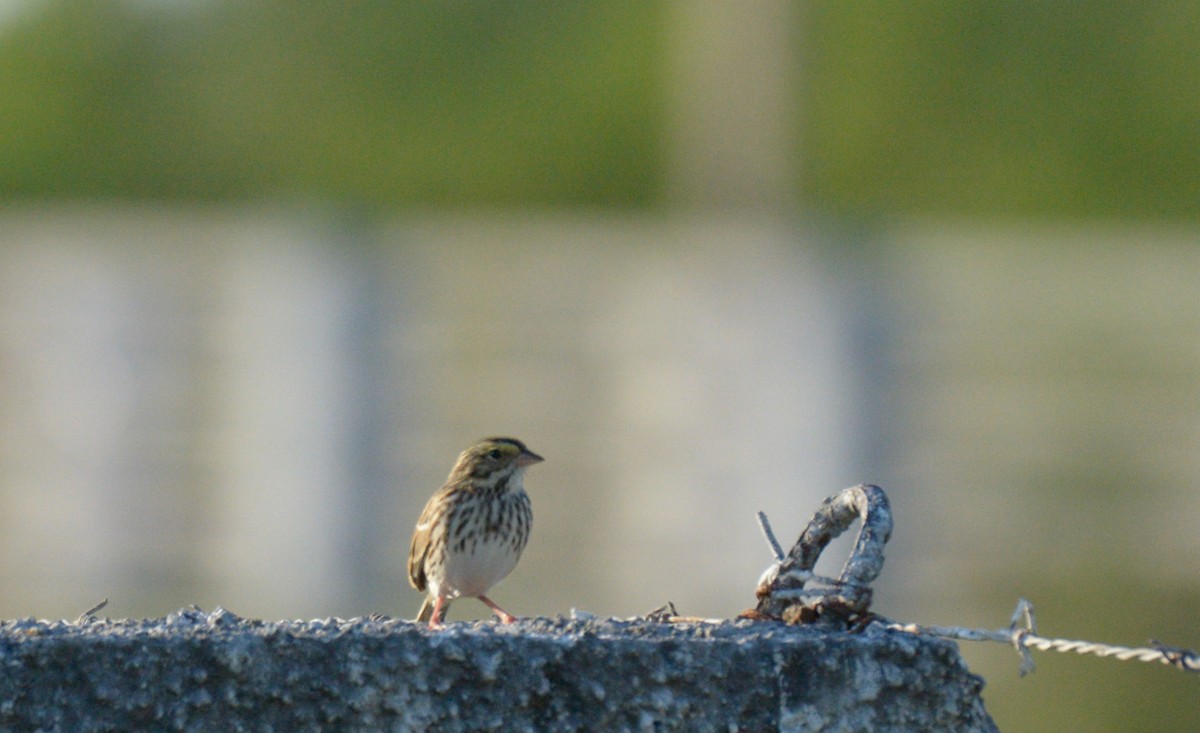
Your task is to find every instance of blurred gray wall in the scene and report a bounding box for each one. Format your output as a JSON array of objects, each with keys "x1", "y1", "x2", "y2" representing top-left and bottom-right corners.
[
  {"x1": 3, "y1": 208, "x2": 1197, "y2": 641},
  {"x1": 0, "y1": 206, "x2": 860, "y2": 621}
]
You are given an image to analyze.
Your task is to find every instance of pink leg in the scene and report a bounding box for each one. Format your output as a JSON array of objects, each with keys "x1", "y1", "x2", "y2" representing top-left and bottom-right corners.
[
  {"x1": 478, "y1": 595, "x2": 517, "y2": 624},
  {"x1": 428, "y1": 596, "x2": 449, "y2": 628}
]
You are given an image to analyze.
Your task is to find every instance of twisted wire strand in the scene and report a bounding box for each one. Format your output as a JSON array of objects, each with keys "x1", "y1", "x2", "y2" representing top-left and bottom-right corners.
[
  {"x1": 1018, "y1": 633, "x2": 1200, "y2": 671},
  {"x1": 755, "y1": 486, "x2": 892, "y2": 619}
]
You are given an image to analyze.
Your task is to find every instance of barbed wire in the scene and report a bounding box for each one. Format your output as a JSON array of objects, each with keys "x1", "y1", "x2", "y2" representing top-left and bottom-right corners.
[
  {"x1": 884, "y1": 598, "x2": 1200, "y2": 676},
  {"x1": 756, "y1": 506, "x2": 1200, "y2": 676}
]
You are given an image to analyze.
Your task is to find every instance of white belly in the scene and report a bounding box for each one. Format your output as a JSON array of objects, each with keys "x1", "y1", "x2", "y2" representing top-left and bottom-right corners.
[{"x1": 438, "y1": 539, "x2": 522, "y2": 599}]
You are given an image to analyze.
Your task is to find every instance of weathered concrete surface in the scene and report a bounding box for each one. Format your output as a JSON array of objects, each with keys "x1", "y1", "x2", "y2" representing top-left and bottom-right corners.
[{"x1": 0, "y1": 607, "x2": 997, "y2": 732}]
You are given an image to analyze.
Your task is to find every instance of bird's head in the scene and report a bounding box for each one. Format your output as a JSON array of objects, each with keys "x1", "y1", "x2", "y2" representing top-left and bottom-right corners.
[{"x1": 452, "y1": 437, "x2": 543, "y2": 487}]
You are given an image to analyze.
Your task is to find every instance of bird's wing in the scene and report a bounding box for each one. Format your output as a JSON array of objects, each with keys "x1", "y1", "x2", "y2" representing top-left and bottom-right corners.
[{"x1": 407, "y1": 500, "x2": 439, "y2": 592}]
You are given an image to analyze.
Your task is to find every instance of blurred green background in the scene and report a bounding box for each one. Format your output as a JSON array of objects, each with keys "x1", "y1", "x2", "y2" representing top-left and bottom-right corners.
[
  {"x1": 5, "y1": 1, "x2": 1197, "y2": 215},
  {"x1": 1, "y1": 2, "x2": 1198, "y2": 730}
]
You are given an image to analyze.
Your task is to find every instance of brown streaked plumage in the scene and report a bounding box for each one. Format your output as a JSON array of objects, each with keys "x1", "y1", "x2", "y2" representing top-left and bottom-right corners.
[{"x1": 407, "y1": 437, "x2": 542, "y2": 627}]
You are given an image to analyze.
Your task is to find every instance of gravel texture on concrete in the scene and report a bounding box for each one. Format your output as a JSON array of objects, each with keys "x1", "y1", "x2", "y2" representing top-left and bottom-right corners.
[{"x1": 0, "y1": 607, "x2": 997, "y2": 732}]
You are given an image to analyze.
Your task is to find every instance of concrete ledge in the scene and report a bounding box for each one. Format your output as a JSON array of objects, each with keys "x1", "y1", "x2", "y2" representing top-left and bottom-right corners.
[{"x1": 0, "y1": 608, "x2": 996, "y2": 732}]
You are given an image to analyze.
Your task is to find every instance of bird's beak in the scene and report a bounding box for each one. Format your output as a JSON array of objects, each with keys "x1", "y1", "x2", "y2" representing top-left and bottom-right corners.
[{"x1": 516, "y1": 449, "x2": 544, "y2": 468}]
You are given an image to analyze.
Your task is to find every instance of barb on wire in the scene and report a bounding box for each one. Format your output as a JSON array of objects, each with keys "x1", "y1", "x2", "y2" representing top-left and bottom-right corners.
[
  {"x1": 76, "y1": 598, "x2": 109, "y2": 625},
  {"x1": 756, "y1": 510, "x2": 785, "y2": 562},
  {"x1": 886, "y1": 598, "x2": 1200, "y2": 677}
]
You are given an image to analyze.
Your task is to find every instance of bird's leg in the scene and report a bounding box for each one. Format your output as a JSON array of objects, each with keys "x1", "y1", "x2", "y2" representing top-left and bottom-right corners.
[
  {"x1": 479, "y1": 595, "x2": 517, "y2": 624},
  {"x1": 428, "y1": 596, "x2": 450, "y2": 628}
]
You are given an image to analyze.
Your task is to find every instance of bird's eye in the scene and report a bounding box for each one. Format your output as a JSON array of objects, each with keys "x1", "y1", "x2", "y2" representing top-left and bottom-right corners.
[{"x1": 488, "y1": 449, "x2": 502, "y2": 459}]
